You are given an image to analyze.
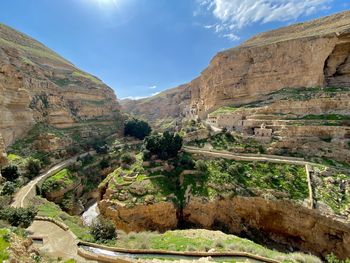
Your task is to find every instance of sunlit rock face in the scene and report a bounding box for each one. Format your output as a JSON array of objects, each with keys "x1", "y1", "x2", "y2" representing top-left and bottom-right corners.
[
  {"x1": 0, "y1": 23, "x2": 121, "y2": 148},
  {"x1": 188, "y1": 11, "x2": 350, "y2": 118}
]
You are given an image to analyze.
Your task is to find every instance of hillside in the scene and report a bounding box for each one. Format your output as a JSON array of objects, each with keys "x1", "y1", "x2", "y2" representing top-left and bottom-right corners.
[
  {"x1": 120, "y1": 84, "x2": 191, "y2": 130},
  {"x1": 0, "y1": 23, "x2": 122, "y2": 159}
]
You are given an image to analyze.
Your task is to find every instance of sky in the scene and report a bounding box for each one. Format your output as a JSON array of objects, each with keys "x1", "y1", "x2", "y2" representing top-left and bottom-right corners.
[{"x1": 0, "y1": 0, "x2": 349, "y2": 99}]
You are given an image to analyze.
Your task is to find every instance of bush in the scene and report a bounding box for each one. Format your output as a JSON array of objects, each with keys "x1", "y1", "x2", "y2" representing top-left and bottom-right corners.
[
  {"x1": 95, "y1": 145, "x2": 108, "y2": 154},
  {"x1": 90, "y1": 217, "x2": 117, "y2": 242},
  {"x1": 142, "y1": 150, "x2": 152, "y2": 161},
  {"x1": 100, "y1": 158, "x2": 109, "y2": 169},
  {"x1": 1, "y1": 165, "x2": 20, "y2": 181},
  {"x1": 143, "y1": 131, "x2": 183, "y2": 160},
  {"x1": 25, "y1": 159, "x2": 41, "y2": 179},
  {"x1": 124, "y1": 118, "x2": 152, "y2": 140},
  {"x1": 121, "y1": 153, "x2": 135, "y2": 165},
  {"x1": 1, "y1": 182, "x2": 16, "y2": 196},
  {"x1": 195, "y1": 160, "x2": 207, "y2": 172},
  {"x1": 0, "y1": 206, "x2": 37, "y2": 228}
]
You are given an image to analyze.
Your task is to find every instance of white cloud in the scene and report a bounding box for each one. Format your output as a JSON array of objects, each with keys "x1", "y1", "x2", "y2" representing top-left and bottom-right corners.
[
  {"x1": 198, "y1": 0, "x2": 333, "y2": 40},
  {"x1": 149, "y1": 85, "x2": 157, "y2": 89},
  {"x1": 151, "y1": 91, "x2": 161, "y2": 96}
]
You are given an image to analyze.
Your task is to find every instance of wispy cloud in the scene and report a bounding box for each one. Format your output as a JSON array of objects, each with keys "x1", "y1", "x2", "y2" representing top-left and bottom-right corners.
[
  {"x1": 149, "y1": 85, "x2": 157, "y2": 89},
  {"x1": 198, "y1": 0, "x2": 333, "y2": 40}
]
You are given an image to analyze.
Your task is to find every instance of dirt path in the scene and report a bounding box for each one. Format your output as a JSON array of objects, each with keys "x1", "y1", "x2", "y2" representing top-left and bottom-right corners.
[{"x1": 183, "y1": 146, "x2": 310, "y2": 166}]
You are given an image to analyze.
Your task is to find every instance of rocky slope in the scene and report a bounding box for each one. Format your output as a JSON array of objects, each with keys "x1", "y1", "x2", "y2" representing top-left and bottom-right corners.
[
  {"x1": 0, "y1": 23, "x2": 121, "y2": 152},
  {"x1": 120, "y1": 84, "x2": 191, "y2": 130},
  {"x1": 189, "y1": 10, "x2": 350, "y2": 118}
]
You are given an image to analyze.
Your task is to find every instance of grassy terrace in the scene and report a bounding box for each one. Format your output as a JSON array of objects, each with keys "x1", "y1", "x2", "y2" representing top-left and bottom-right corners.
[
  {"x1": 42, "y1": 168, "x2": 77, "y2": 192},
  {"x1": 0, "y1": 229, "x2": 9, "y2": 261},
  {"x1": 32, "y1": 196, "x2": 93, "y2": 241},
  {"x1": 208, "y1": 106, "x2": 238, "y2": 116},
  {"x1": 108, "y1": 229, "x2": 321, "y2": 263}
]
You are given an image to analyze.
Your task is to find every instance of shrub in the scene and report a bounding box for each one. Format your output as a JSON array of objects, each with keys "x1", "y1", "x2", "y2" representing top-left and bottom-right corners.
[
  {"x1": 100, "y1": 158, "x2": 109, "y2": 169},
  {"x1": 142, "y1": 150, "x2": 152, "y2": 161},
  {"x1": 1, "y1": 165, "x2": 20, "y2": 181},
  {"x1": 121, "y1": 153, "x2": 135, "y2": 165},
  {"x1": 1, "y1": 182, "x2": 16, "y2": 196},
  {"x1": 124, "y1": 118, "x2": 152, "y2": 140},
  {"x1": 0, "y1": 206, "x2": 37, "y2": 228},
  {"x1": 195, "y1": 160, "x2": 207, "y2": 172},
  {"x1": 95, "y1": 145, "x2": 108, "y2": 154},
  {"x1": 25, "y1": 159, "x2": 41, "y2": 179},
  {"x1": 90, "y1": 217, "x2": 117, "y2": 242}
]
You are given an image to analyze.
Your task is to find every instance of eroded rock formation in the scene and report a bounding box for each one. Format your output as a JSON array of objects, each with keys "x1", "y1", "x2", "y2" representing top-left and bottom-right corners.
[{"x1": 0, "y1": 23, "x2": 121, "y2": 149}]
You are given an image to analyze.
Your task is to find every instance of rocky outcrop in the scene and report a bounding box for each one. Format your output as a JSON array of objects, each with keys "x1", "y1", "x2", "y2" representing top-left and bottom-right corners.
[
  {"x1": 98, "y1": 199, "x2": 178, "y2": 232},
  {"x1": 183, "y1": 196, "x2": 350, "y2": 259},
  {"x1": 120, "y1": 84, "x2": 191, "y2": 129},
  {"x1": 189, "y1": 11, "x2": 350, "y2": 118},
  {"x1": 0, "y1": 23, "x2": 121, "y2": 149}
]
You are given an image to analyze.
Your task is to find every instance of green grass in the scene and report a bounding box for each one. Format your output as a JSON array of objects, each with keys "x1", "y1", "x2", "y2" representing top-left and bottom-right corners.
[
  {"x1": 209, "y1": 106, "x2": 238, "y2": 116},
  {"x1": 291, "y1": 114, "x2": 350, "y2": 121},
  {"x1": 186, "y1": 159, "x2": 308, "y2": 201},
  {"x1": 315, "y1": 173, "x2": 350, "y2": 215},
  {"x1": 34, "y1": 197, "x2": 93, "y2": 241},
  {"x1": 72, "y1": 71, "x2": 102, "y2": 85},
  {"x1": 42, "y1": 168, "x2": 78, "y2": 193},
  {"x1": 113, "y1": 229, "x2": 321, "y2": 262},
  {"x1": 0, "y1": 228, "x2": 10, "y2": 261}
]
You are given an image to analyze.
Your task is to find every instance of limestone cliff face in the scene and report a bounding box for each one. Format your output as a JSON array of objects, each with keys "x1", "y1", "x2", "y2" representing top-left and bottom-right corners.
[
  {"x1": 183, "y1": 197, "x2": 350, "y2": 259},
  {"x1": 0, "y1": 23, "x2": 121, "y2": 148},
  {"x1": 98, "y1": 199, "x2": 178, "y2": 232},
  {"x1": 120, "y1": 84, "x2": 191, "y2": 128},
  {"x1": 190, "y1": 11, "x2": 350, "y2": 118}
]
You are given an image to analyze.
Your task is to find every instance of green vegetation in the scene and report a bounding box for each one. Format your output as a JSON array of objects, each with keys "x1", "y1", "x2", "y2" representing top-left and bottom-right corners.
[
  {"x1": 326, "y1": 253, "x2": 350, "y2": 263},
  {"x1": 0, "y1": 207, "x2": 37, "y2": 228},
  {"x1": 209, "y1": 106, "x2": 238, "y2": 116},
  {"x1": 113, "y1": 229, "x2": 321, "y2": 262},
  {"x1": 33, "y1": 196, "x2": 93, "y2": 241},
  {"x1": 41, "y1": 169, "x2": 77, "y2": 193},
  {"x1": 124, "y1": 118, "x2": 152, "y2": 140},
  {"x1": 90, "y1": 217, "x2": 117, "y2": 242},
  {"x1": 0, "y1": 165, "x2": 20, "y2": 181},
  {"x1": 143, "y1": 131, "x2": 183, "y2": 160},
  {"x1": 187, "y1": 159, "x2": 308, "y2": 200},
  {"x1": 72, "y1": 71, "x2": 102, "y2": 85},
  {"x1": 295, "y1": 114, "x2": 350, "y2": 121},
  {"x1": 188, "y1": 132, "x2": 265, "y2": 154},
  {"x1": 0, "y1": 228, "x2": 10, "y2": 261},
  {"x1": 314, "y1": 172, "x2": 350, "y2": 215}
]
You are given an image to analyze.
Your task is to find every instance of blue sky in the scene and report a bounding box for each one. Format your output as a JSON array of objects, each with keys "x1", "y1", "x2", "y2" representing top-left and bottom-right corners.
[{"x1": 1, "y1": 0, "x2": 349, "y2": 99}]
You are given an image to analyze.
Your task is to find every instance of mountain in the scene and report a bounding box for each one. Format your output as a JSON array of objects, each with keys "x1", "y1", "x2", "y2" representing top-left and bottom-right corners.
[
  {"x1": 0, "y1": 23, "x2": 122, "y2": 158},
  {"x1": 120, "y1": 84, "x2": 191, "y2": 130}
]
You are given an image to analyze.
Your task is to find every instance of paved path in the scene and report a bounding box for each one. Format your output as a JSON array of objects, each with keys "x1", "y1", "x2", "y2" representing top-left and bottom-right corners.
[
  {"x1": 28, "y1": 221, "x2": 93, "y2": 262},
  {"x1": 11, "y1": 151, "x2": 94, "y2": 208}
]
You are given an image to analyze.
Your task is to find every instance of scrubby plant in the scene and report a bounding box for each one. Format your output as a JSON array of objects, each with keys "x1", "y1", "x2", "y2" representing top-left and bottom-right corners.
[
  {"x1": 90, "y1": 217, "x2": 117, "y2": 242},
  {"x1": 124, "y1": 118, "x2": 152, "y2": 140},
  {"x1": 0, "y1": 165, "x2": 20, "y2": 182},
  {"x1": 25, "y1": 158, "x2": 41, "y2": 179},
  {"x1": 1, "y1": 182, "x2": 16, "y2": 196},
  {"x1": 0, "y1": 206, "x2": 37, "y2": 228},
  {"x1": 121, "y1": 153, "x2": 136, "y2": 165},
  {"x1": 195, "y1": 160, "x2": 207, "y2": 172}
]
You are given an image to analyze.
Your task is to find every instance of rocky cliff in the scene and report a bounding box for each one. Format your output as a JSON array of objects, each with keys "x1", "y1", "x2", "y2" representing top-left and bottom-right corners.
[
  {"x1": 0, "y1": 23, "x2": 121, "y2": 151},
  {"x1": 120, "y1": 84, "x2": 191, "y2": 130},
  {"x1": 190, "y1": 11, "x2": 350, "y2": 118}
]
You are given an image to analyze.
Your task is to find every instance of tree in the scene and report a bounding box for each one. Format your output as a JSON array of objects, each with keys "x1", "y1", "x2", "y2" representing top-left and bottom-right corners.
[
  {"x1": 0, "y1": 206, "x2": 37, "y2": 228},
  {"x1": 90, "y1": 217, "x2": 117, "y2": 242},
  {"x1": 25, "y1": 159, "x2": 41, "y2": 179},
  {"x1": 1, "y1": 165, "x2": 20, "y2": 182},
  {"x1": 143, "y1": 132, "x2": 183, "y2": 160},
  {"x1": 1, "y1": 181, "x2": 16, "y2": 196},
  {"x1": 124, "y1": 118, "x2": 152, "y2": 140}
]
